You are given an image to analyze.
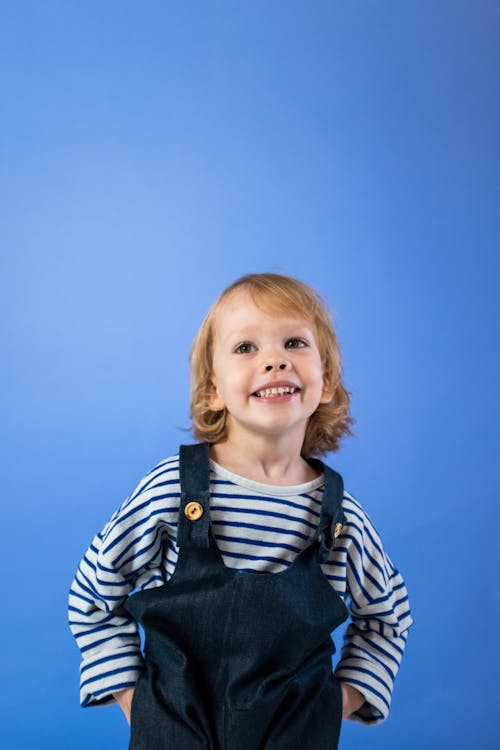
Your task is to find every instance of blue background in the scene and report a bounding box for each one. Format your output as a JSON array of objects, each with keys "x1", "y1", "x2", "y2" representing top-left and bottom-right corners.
[{"x1": 2, "y1": 2, "x2": 499, "y2": 748}]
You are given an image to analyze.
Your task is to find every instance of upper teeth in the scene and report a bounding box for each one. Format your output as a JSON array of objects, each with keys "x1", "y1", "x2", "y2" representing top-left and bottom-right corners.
[{"x1": 255, "y1": 386, "x2": 297, "y2": 398}]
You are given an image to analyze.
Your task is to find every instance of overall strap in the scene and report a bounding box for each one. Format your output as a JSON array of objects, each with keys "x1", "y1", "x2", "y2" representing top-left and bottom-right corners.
[
  {"x1": 306, "y1": 457, "x2": 346, "y2": 563},
  {"x1": 176, "y1": 442, "x2": 212, "y2": 549}
]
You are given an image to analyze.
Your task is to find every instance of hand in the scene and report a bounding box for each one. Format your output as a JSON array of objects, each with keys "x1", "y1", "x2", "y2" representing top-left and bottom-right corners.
[
  {"x1": 340, "y1": 683, "x2": 364, "y2": 719},
  {"x1": 113, "y1": 687, "x2": 135, "y2": 726}
]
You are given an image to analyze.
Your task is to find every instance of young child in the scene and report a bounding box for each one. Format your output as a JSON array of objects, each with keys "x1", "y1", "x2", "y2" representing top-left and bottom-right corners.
[{"x1": 68, "y1": 272, "x2": 413, "y2": 749}]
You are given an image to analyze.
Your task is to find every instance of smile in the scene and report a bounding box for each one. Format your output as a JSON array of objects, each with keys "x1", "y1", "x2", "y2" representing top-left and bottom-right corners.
[{"x1": 253, "y1": 386, "x2": 300, "y2": 399}]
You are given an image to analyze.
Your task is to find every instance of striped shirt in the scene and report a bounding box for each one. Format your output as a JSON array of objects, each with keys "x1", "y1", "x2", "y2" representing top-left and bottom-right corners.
[{"x1": 68, "y1": 453, "x2": 413, "y2": 725}]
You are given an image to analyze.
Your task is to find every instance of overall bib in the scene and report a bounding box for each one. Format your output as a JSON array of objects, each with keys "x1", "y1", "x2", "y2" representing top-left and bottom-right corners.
[{"x1": 124, "y1": 443, "x2": 349, "y2": 750}]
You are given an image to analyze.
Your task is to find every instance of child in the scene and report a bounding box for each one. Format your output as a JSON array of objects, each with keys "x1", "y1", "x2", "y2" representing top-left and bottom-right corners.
[{"x1": 68, "y1": 272, "x2": 413, "y2": 749}]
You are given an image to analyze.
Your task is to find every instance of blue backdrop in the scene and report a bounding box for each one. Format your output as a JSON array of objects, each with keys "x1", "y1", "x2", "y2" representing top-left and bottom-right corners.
[{"x1": 2, "y1": 2, "x2": 498, "y2": 748}]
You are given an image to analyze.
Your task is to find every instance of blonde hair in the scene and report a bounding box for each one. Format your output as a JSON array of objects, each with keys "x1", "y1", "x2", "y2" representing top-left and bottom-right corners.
[{"x1": 189, "y1": 273, "x2": 355, "y2": 457}]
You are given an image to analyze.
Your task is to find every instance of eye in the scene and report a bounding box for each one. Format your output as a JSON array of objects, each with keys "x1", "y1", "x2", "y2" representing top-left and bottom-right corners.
[
  {"x1": 234, "y1": 342, "x2": 256, "y2": 354},
  {"x1": 285, "y1": 338, "x2": 307, "y2": 349}
]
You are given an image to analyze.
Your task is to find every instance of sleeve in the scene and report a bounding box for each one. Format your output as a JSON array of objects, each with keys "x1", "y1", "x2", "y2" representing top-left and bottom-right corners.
[
  {"x1": 68, "y1": 474, "x2": 169, "y2": 707},
  {"x1": 332, "y1": 496, "x2": 413, "y2": 724}
]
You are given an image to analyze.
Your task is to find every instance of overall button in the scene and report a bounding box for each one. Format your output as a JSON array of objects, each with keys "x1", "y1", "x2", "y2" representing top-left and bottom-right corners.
[
  {"x1": 184, "y1": 501, "x2": 204, "y2": 521},
  {"x1": 334, "y1": 523, "x2": 343, "y2": 538}
]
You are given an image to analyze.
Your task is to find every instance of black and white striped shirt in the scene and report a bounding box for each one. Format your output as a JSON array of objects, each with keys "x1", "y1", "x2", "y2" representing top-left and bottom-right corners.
[{"x1": 68, "y1": 453, "x2": 413, "y2": 725}]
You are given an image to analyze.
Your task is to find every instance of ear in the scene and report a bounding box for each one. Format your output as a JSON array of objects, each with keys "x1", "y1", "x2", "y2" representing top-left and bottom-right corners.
[
  {"x1": 208, "y1": 380, "x2": 225, "y2": 411},
  {"x1": 319, "y1": 387, "x2": 334, "y2": 405},
  {"x1": 319, "y1": 373, "x2": 334, "y2": 405}
]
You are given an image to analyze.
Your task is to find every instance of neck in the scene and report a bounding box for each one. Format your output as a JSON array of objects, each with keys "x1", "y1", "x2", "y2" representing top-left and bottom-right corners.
[{"x1": 209, "y1": 433, "x2": 319, "y2": 486}]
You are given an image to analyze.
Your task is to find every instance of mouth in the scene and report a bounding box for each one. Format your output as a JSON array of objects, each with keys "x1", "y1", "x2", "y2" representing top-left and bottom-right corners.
[{"x1": 252, "y1": 385, "x2": 301, "y2": 400}]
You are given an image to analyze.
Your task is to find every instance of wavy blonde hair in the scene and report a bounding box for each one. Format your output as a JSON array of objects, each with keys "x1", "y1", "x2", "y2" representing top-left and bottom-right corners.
[{"x1": 189, "y1": 273, "x2": 355, "y2": 457}]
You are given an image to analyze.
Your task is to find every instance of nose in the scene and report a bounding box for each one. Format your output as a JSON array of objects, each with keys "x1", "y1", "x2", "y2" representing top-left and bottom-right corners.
[{"x1": 264, "y1": 354, "x2": 290, "y2": 372}]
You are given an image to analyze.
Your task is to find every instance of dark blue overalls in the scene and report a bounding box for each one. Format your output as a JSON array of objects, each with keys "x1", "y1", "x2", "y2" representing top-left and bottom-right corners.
[{"x1": 124, "y1": 442, "x2": 348, "y2": 749}]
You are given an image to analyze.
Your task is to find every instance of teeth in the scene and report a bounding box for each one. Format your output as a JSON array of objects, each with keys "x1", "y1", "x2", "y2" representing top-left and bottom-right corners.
[{"x1": 255, "y1": 386, "x2": 297, "y2": 398}]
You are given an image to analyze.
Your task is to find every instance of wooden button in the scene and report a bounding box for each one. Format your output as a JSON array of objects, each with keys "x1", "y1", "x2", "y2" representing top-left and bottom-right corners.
[
  {"x1": 334, "y1": 522, "x2": 343, "y2": 538},
  {"x1": 184, "y1": 501, "x2": 204, "y2": 521}
]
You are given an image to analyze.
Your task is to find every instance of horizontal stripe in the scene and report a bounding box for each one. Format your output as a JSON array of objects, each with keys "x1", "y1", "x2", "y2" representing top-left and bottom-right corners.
[
  {"x1": 84, "y1": 680, "x2": 137, "y2": 703},
  {"x1": 104, "y1": 504, "x2": 171, "y2": 555},
  {"x1": 346, "y1": 644, "x2": 396, "y2": 680},
  {"x1": 355, "y1": 632, "x2": 404, "y2": 665},
  {"x1": 80, "y1": 649, "x2": 142, "y2": 675},
  {"x1": 215, "y1": 533, "x2": 301, "y2": 553},
  {"x1": 79, "y1": 631, "x2": 136, "y2": 653},
  {"x1": 210, "y1": 491, "x2": 322, "y2": 515},
  {"x1": 81, "y1": 665, "x2": 142, "y2": 690},
  {"x1": 69, "y1": 451, "x2": 413, "y2": 722},
  {"x1": 211, "y1": 518, "x2": 311, "y2": 541},
  {"x1": 210, "y1": 504, "x2": 320, "y2": 530}
]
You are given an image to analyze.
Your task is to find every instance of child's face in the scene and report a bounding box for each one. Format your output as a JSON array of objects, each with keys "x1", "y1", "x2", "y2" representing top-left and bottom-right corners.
[{"x1": 209, "y1": 289, "x2": 332, "y2": 446}]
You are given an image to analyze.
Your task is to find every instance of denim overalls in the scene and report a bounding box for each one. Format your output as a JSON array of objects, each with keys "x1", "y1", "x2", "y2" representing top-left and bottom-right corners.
[{"x1": 124, "y1": 442, "x2": 348, "y2": 749}]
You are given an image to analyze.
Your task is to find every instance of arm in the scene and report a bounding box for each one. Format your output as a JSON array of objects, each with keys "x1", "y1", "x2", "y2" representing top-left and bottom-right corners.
[
  {"x1": 68, "y1": 468, "x2": 169, "y2": 707},
  {"x1": 332, "y1": 495, "x2": 413, "y2": 724},
  {"x1": 68, "y1": 524, "x2": 146, "y2": 707}
]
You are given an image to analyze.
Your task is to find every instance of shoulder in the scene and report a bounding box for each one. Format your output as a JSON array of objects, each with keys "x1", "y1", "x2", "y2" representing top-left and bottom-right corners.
[
  {"x1": 127, "y1": 451, "x2": 181, "y2": 500},
  {"x1": 341, "y1": 490, "x2": 369, "y2": 527},
  {"x1": 340, "y1": 489, "x2": 385, "y2": 549},
  {"x1": 132, "y1": 452, "x2": 181, "y2": 504},
  {"x1": 101, "y1": 452, "x2": 181, "y2": 539},
  {"x1": 143, "y1": 452, "x2": 180, "y2": 485}
]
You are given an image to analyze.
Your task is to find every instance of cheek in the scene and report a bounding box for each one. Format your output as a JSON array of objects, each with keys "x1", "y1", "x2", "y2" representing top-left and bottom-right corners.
[{"x1": 211, "y1": 371, "x2": 239, "y2": 400}]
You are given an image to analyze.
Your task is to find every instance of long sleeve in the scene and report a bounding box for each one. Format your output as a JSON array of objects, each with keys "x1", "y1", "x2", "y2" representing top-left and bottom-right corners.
[
  {"x1": 69, "y1": 455, "x2": 413, "y2": 718},
  {"x1": 331, "y1": 492, "x2": 413, "y2": 724},
  {"x1": 68, "y1": 466, "x2": 171, "y2": 707}
]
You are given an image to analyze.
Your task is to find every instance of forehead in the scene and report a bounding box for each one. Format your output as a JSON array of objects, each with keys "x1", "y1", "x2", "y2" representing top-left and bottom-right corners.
[{"x1": 213, "y1": 289, "x2": 314, "y2": 339}]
